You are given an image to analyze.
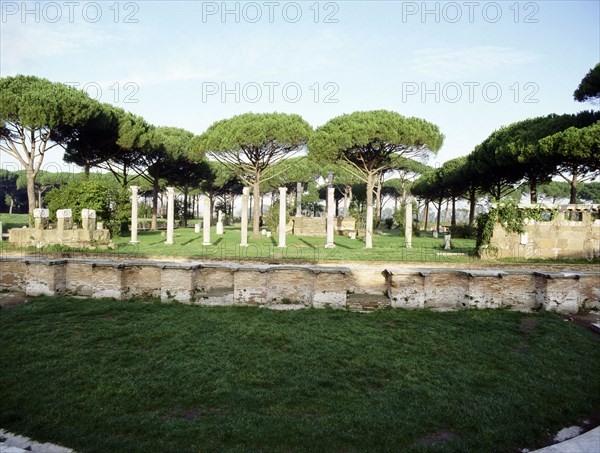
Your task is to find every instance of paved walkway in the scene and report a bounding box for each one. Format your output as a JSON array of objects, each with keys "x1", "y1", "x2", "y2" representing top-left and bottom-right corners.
[{"x1": 530, "y1": 426, "x2": 600, "y2": 452}]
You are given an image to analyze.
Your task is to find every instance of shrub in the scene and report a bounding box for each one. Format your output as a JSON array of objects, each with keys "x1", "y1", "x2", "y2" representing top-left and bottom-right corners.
[
  {"x1": 45, "y1": 180, "x2": 130, "y2": 236},
  {"x1": 449, "y1": 224, "x2": 476, "y2": 239}
]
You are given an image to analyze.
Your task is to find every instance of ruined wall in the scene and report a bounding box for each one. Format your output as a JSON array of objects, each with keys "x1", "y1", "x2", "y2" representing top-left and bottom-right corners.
[
  {"x1": 291, "y1": 217, "x2": 357, "y2": 237},
  {"x1": 1, "y1": 257, "x2": 598, "y2": 314},
  {"x1": 489, "y1": 208, "x2": 600, "y2": 260}
]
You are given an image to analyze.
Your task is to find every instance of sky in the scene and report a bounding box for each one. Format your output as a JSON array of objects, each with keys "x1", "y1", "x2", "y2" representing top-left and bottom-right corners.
[{"x1": 1, "y1": 0, "x2": 599, "y2": 173}]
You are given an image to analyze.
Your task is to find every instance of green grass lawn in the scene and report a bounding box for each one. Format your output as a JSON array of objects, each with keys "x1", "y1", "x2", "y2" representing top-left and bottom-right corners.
[
  {"x1": 0, "y1": 213, "x2": 475, "y2": 262},
  {"x1": 1, "y1": 297, "x2": 599, "y2": 452}
]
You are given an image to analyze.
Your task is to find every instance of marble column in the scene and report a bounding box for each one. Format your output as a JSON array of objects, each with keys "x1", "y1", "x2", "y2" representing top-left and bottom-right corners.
[
  {"x1": 240, "y1": 187, "x2": 249, "y2": 247},
  {"x1": 325, "y1": 187, "x2": 336, "y2": 249},
  {"x1": 202, "y1": 197, "x2": 212, "y2": 246},
  {"x1": 216, "y1": 210, "x2": 224, "y2": 235},
  {"x1": 296, "y1": 181, "x2": 303, "y2": 217},
  {"x1": 130, "y1": 186, "x2": 139, "y2": 243},
  {"x1": 405, "y1": 198, "x2": 413, "y2": 249},
  {"x1": 166, "y1": 187, "x2": 174, "y2": 245},
  {"x1": 278, "y1": 187, "x2": 287, "y2": 248}
]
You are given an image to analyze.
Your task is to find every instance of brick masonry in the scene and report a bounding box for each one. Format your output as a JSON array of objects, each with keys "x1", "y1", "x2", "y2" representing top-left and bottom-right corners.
[{"x1": 1, "y1": 257, "x2": 598, "y2": 314}]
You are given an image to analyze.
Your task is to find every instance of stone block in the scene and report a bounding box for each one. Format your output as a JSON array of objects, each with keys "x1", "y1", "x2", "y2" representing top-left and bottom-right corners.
[
  {"x1": 91, "y1": 263, "x2": 125, "y2": 299},
  {"x1": 160, "y1": 265, "x2": 197, "y2": 303},
  {"x1": 385, "y1": 270, "x2": 425, "y2": 309},
  {"x1": 234, "y1": 268, "x2": 268, "y2": 305},
  {"x1": 312, "y1": 269, "x2": 350, "y2": 309},
  {"x1": 25, "y1": 259, "x2": 66, "y2": 296},
  {"x1": 65, "y1": 261, "x2": 93, "y2": 296},
  {"x1": 124, "y1": 265, "x2": 161, "y2": 299}
]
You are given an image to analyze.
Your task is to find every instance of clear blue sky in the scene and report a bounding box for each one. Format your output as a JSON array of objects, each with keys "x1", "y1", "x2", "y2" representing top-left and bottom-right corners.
[{"x1": 1, "y1": 0, "x2": 598, "y2": 171}]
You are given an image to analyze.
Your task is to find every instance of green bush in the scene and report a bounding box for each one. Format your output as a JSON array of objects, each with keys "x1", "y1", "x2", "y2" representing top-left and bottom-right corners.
[
  {"x1": 449, "y1": 224, "x2": 477, "y2": 239},
  {"x1": 262, "y1": 201, "x2": 290, "y2": 233},
  {"x1": 45, "y1": 180, "x2": 131, "y2": 236}
]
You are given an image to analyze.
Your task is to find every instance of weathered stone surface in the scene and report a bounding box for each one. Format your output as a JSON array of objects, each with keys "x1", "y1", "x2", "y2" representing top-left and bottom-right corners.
[
  {"x1": 160, "y1": 264, "x2": 198, "y2": 302},
  {"x1": 2, "y1": 257, "x2": 598, "y2": 314},
  {"x1": 489, "y1": 206, "x2": 600, "y2": 259},
  {"x1": 91, "y1": 263, "x2": 125, "y2": 299}
]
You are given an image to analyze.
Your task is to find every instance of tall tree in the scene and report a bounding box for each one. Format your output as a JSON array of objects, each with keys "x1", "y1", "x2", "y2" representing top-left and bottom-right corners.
[
  {"x1": 308, "y1": 110, "x2": 443, "y2": 248},
  {"x1": 194, "y1": 113, "x2": 313, "y2": 235},
  {"x1": 538, "y1": 120, "x2": 600, "y2": 203},
  {"x1": 0, "y1": 75, "x2": 99, "y2": 216},
  {"x1": 574, "y1": 63, "x2": 600, "y2": 104}
]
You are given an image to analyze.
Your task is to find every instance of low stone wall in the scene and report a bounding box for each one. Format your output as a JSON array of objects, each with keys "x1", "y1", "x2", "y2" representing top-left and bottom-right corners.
[
  {"x1": 1, "y1": 257, "x2": 598, "y2": 313},
  {"x1": 384, "y1": 268, "x2": 600, "y2": 313},
  {"x1": 0, "y1": 258, "x2": 350, "y2": 309}
]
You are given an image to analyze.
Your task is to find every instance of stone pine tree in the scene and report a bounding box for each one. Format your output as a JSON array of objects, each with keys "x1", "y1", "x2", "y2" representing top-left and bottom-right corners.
[
  {"x1": 0, "y1": 75, "x2": 100, "y2": 216},
  {"x1": 194, "y1": 112, "x2": 313, "y2": 236},
  {"x1": 574, "y1": 63, "x2": 600, "y2": 104},
  {"x1": 308, "y1": 110, "x2": 443, "y2": 248}
]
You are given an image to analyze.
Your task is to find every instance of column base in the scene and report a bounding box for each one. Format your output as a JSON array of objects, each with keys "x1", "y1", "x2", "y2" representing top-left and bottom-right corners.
[
  {"x1": 324, "y1": 243, "x2": 336, "y2": 249},
  {"x1": 202, "y1": 242, "x2": 212, "y2": 246}
]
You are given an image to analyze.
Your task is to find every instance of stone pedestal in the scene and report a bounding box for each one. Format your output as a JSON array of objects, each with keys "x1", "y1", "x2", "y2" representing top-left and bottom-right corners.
[
  {"x1": 278, "y1": 187, "x2": 287, "y2": 248},
  {"x1": 33, "y1": 208, "x2": 49, "y2": 230},
  {"x1": 81, "y1": 209, "x2": 96, "y2": 232},
  {"x1": 240, "y1": 187, "x2": 249, "y2": 247},
  {"x1": 216, "y1": 210, "x2": 224, "y2": 235},
  {"x1": 56, "y1": 209, "x2": 73, "y2": 230},
  {"x1": 130, "y1": 186, "x2": 139, "y2": 243},
  {"x1": 325, "y1": 187, "x2": 336, "y2": 249},
  {"x1": 203, "y1": 197, "x2": 212, "y2": 246},
  {"x1": 166, "y1": 187, "x2": 175, "y2": 245},
  {"x1": 405, "y1": 198, "x2": 413, "y2": 249}
]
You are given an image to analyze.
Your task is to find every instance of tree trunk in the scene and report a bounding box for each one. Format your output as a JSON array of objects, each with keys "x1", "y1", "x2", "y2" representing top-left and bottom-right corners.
[
  {"x1": 348, "y1": 186, "x2": 353, "y2": 217},
  {"x1": 9, "y1": 199, "x2": 14, "y2": 214},
  {"x1": 252, "y1": 180, "x2": 261, "y2": 235},
  {"x1": 569, "y1": 173, "x2": 577, "y2": 204},
  {"x1": 183, "y1": 187, "x2": 189, "y2": 227},
  {"x1": 26, "y1": 166, "x2": 36, "y2": 218},
  {"x1": 424, "y1": 200, "x2": 429, "y2": 231},
  {"x1": 151, "y1": 179, "x2": 159, "y2": 230},
  {"x1": 436, "y1": 198, "x2": 442, "y2": 233},
  {"x1": 529, "y1": 176, "x2": 538, "y2": 204},
  {"x1": 365, "y1": 173, "x2": 374, "y2": 249},
  {"x1": 468, "y1": 187, "x2": 476, "y2": 226},
  {"x1": 375, "y1": 175, "x2": 382, "y2": 227},
  {"x1": 451, "y1": 196, "x2": 457, "y2": 227}
]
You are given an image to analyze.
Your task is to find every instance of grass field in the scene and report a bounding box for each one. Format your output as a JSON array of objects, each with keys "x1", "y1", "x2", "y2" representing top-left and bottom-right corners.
[
  {"x1": 1, "y1": 297, "x2": 599, "y2": 452},
  {"x1": 0, "y1": 213, "x2": 476, "y2": 262}
]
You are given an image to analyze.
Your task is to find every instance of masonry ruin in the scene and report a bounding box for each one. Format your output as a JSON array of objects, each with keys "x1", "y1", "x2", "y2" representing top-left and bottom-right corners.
[
  {"x1": 488, "y1": 204, "x2": 600, "y2": 260},
  {"x1": 8, "y1": 208, "x2": 112, "y2": 249}
]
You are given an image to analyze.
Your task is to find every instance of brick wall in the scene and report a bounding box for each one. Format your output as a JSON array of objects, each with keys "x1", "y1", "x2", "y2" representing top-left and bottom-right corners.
[{"x1": 1, "y1": 257, "x2": 598, "y2": 314}]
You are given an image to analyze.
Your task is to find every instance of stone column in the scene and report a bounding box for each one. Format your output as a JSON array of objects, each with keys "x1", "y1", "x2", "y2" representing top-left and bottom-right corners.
[
  {"x1": 202, "y1": 197, "x2": 212, "y2": 246},
  {"x1": 444, "y1": 234, "x2": 452, "y2": 250},
  {"x1": 0, "y1": 221, "x2": 2, "y2": 242},
  {"x1": 56, "y1": 209, "x2": 73, "y2": 230},
  {"x1": 195, "y1": 223, "x2": 201, "y2": 234},
  {"x1": 278, "y1": 187, "x2": 287, "y2": 248},
  {"x1": 81, "y1": 209, "x2": 97, "y2": 232},
  {"x1": 130, "y1": 186, "x2": 139, "y2": 243},
  {"x1": 33, "y1": 208, "x2": 49, "y2": 230},
  {"x1": 325, "y1": 187, "x2": 336, "y2": 249},
  {"x1": 405, "y1": 198, "x2": 413, "y2": 249},
  {"x1": 216, "y1": 210, "x2": 224, "y2": 235},
  {"x1": 296, "y1": 182, "x2": 303, "y2": 217},
  {"x1": 166, "y1": 187, "x2": 175, "y2": 245},
  {"x1": 240, "y1": 187, "x2": 249, "y2": 247}
]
